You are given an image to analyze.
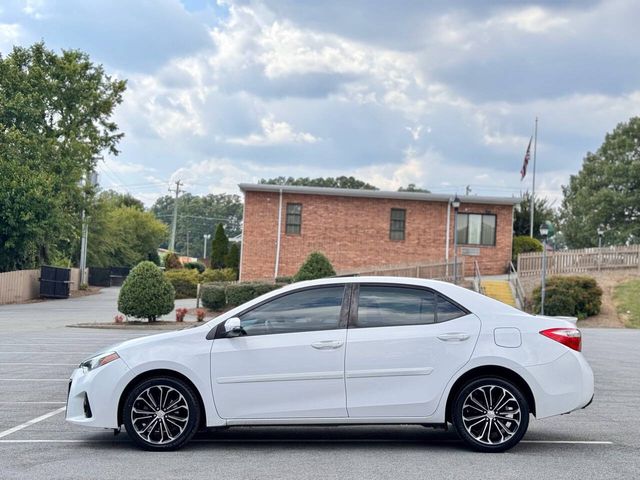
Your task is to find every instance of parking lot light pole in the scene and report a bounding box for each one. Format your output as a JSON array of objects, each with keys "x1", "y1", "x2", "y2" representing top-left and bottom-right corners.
[
  {"x1": 597, "y1": 226, "x2": 604, "y2": 271},
  {"x1": 203, "y1": 234, "x2": 211, "y2": 262},
  {"x1": 452, "y1": 195, "x2": 461, "y2": 285},
  {"x1": 540, "y1": 223, "x2": 549, "y2": 315}
]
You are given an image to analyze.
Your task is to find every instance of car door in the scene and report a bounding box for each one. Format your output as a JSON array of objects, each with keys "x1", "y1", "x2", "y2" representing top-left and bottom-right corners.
[
  {"x1": 345, "y1": 284, "x2": 481, "y2": 418},
  {"x1": 211, "y1": 285, "x2": 349, "y2": 419}
]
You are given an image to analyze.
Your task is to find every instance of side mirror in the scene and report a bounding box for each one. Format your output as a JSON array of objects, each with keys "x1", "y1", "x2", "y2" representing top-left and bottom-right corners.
[{"x1": 224, "y1": 317, "x2": 244, "y2": 336}]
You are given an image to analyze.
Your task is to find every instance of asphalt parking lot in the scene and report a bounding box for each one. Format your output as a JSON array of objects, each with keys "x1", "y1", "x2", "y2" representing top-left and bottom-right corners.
[{"x1": 0, "y1": 289, "x2": 639, "y2": 479}]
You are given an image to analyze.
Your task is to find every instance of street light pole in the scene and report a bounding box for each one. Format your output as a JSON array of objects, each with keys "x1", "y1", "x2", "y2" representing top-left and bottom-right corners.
[
  {"x1": 540, "y1": 223, "x2": 549, "y2": 315},
  {"x1": 597, "y1": 225, "x2": 604, "y2": 272},
  {"x1": 452, "y1": 195, "x2": 461, "y2": 285},
  {"x1": 203, "y1": 234, "x2": 211, "y2": 262}
]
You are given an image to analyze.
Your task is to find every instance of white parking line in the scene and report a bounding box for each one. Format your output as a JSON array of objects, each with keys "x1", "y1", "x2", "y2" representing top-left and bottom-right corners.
[
  {"x1": 0, "y1": 352, "x2": 92, "y2": 354},
  {"x1": 522, "y1": 440, "x2": 613, "y2": 445},
  {"x1": 0, "y1": 363, "x2": 76, "y2": 366},
  {"x1": 0, "y1": 378, "x2": 68, "y2": 382},
  {"x1": 0, "y1": 407, "x2": 66, "y2": 439},
  {"x1": 0, "y1": 439, "x2": 614, "y2": 445},
  {"x1": 0, "y1": 401, "x2": 66, "y2": 404}
]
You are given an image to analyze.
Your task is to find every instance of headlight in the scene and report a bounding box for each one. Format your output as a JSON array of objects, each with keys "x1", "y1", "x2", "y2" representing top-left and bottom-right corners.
[{"x1": 80, "y1": 352, "x2": 120, "y2": 372}]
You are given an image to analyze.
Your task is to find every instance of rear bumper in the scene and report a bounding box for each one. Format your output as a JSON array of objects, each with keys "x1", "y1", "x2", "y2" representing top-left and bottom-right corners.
[{"x1": 525, "y1": 350, "x2": 594, "y2": 419}]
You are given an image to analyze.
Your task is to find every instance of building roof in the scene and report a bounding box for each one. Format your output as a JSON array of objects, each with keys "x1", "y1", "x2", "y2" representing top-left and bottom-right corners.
[{"x1": 239, "y1": 183, "x2": 521, "y2": 206}]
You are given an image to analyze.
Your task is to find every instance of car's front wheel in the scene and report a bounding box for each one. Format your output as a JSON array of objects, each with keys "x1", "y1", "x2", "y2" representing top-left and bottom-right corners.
[
  {"x1": 123, "y1": 376, "x2": 201, "y2": 451},
  {"x1": 452, "y1": 377, "x2": 529, "y2": 452}
]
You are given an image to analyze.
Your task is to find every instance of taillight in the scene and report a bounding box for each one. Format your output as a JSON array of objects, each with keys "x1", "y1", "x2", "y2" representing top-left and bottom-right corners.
[{"x1": 540, "y1": 328, "x2": 582, "y2": 352}]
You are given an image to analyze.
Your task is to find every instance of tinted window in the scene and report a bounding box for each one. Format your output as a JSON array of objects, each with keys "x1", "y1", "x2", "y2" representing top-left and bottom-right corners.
[
  {"x1": 456, "y1": 213, "x2": 496, "y2": 246},
  {"x1": 356, "y1": 286, "x2": 436, "y2": 328},
  {"x1": 238, "y1": 286, "x2": 344, "y2": 336},
  {"x1": 436, "y1": 294, "x2": 467, "y2": 322}
]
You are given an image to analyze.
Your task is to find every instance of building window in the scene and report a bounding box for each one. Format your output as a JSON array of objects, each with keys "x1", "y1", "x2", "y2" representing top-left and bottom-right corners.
[
  {"x1": 456, "y1": 213, "x2": 496, "y2": 246},
  {"x1": 285, "y1": 203, "x2": 302, "y2": 234},
  {"x1": 389, "y1": 208, "x2": 406, "y2": 241}
]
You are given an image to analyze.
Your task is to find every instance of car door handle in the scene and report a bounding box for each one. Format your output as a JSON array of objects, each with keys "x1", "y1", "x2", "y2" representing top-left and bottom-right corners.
[
  {"x1": 437, "y1": 333, "x2": 471, "y2": 342},
  {"x1": 311, "y1": 340, "x2": 344, "y2": 350}
]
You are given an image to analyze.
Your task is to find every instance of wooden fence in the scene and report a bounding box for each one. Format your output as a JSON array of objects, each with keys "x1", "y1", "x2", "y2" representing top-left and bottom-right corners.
[
  {"x1": 0, "y1": 267, "x2": 85, "y2": 304},
  {"x1": 338, "y1": 259, "x2": 464, "y2": 282},
  {"x1": 517, "y1": 245, "x2": 640, "y2": 277}
]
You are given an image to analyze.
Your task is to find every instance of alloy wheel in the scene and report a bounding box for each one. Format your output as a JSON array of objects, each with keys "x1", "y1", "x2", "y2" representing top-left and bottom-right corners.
[
  {"x1": 130, "y1": 385, "x2": 190, "y2": 445},
  {"x1": 461, "y1": 384, "x2": 521, "y2": 446}
]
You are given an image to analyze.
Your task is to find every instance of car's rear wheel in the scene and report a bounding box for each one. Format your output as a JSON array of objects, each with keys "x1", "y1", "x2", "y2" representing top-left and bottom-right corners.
[
  {"x1": 123, "y1": 377, "x2": 201, "y2": 451},
  {"x1": 452, "y1": 377, "x2": 529, "y2": 452}
]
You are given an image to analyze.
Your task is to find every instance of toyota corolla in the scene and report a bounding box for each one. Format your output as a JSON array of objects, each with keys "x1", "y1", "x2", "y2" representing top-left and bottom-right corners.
[{"x1": 66, "y1": 277, "x2": 594, "y2": 452}]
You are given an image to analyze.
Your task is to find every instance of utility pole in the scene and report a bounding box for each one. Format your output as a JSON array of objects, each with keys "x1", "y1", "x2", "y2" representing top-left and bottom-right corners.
[
  {"x1": 79, "y1": 168, "x2": 99, "y2": 287},
  {"x1": 168, "y1": 180, "x2": 183, "y2": 251}
]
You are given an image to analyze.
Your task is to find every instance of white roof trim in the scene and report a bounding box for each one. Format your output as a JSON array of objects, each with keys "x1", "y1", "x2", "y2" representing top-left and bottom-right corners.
[{"x1": 239, "y1": 183, "x2": 521, "y2": 206}]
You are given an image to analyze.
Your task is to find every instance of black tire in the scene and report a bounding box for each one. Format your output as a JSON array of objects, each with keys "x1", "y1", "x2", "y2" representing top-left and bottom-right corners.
[
  {"x1": 123, "y1": 377, "x2": 201, "y2": 451},
  {"x1": 452, "y1": 377, "x2": 529, "y2": 453}
]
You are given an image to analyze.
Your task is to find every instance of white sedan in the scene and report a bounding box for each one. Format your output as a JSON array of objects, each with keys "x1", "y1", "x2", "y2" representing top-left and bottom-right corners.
[{"x1": 66, "y1": 277, "x2": 594, "y2": 452}]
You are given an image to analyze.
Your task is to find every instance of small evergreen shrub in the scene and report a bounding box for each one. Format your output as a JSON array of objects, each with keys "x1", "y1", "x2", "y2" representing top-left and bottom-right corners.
[
  {"x1": 164, "y1": 252, "x2": 183, "y2": 270},
  {"x1": 225, "y1": 242, "x2": 241, "y2": 275},
  {"x1": 200, "y1": 268, "x2": 236, "y2": 282},
  {"x1": 165, "y1": 268, "x2": 199, "y2": 299},
  {"x1": 184, "y1": 261, "x2": 206, "y2": 273},
  {"x1": 200, "y1": 284, "x2": 227, "y2": 310},
  {"x1": 293, "y1": 252, "x2": 336, "y2": 282},
  {"x1": 532, "y1": 275, "x2": 602, "y2": 319},
  {"x1": 210, "y1": 224, "x2": 229, "y2": 268},
  {"x1": 512, "y1": 236, "x2": 543, "y2": 263},
  {"x1": 225, "y1": 283, "x2": 282, "y2": 307},
  {"x1": 118, "y1": 261, "x2": 175, "y2": 322}
]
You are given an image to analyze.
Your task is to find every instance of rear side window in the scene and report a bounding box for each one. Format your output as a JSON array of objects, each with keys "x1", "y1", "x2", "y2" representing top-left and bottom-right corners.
[
  {"x1": 237, "y1": 286, "x2": 345, "y2": 336},
  {"x1": 354, "y1": 286, "x2": 467, "y2": 328}
]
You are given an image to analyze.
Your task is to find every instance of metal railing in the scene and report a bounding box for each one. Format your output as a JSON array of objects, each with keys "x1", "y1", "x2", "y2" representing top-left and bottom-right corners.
[
  {"x1": 508, "y1": 261, "x2": 526, "y2": 310},
  {"x1": 473, "y1": 260, "x2": 485, "y2": 295}
]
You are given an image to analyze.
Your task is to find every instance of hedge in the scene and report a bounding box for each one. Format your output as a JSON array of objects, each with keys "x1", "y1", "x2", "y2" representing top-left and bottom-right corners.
[
  {"x1": 532, "y1": 275, "x2": 602, "y2": 319},
  {"x1": 200, "y1": 268, "x2": 237, "y2": 283},
  {"x1": 512, "y1": 236, "x2": 543, "y2": 263},
  {"x1": 164, "y1": 269, "x2": 200, "y2": 299},
  {"x1": 200, "y1": 282, "x2": 283, "y2": 310},
  {"x1": 184, "y1": 261, "x2": 206, "y2": 274}
]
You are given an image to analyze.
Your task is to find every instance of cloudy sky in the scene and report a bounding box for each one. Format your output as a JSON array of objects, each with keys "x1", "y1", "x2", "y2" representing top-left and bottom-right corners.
[{"x1": 2, "y1": 0, "x2": 639, "y2": 206}]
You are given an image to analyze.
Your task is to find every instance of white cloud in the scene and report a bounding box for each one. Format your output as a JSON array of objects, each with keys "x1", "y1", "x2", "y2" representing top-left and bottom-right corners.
[
  {"x1": 498, "y1": 6, "x2": 570, "y2": 33},
  {"x1": 0, "y1": 23, "x2": 21, "y2": 51},
  {"x1": 227, "y1": 115, "x2": 319, "y2": 146}
]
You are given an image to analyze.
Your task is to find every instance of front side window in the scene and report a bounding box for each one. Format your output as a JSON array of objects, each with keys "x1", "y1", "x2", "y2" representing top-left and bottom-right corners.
[
  {"x1": 389, "y1": 208, "x2": 406, "y2": 240},
  {"x1": 456, "y1": 213, "x2": 496, "y2": 246},
  {"x1": 237, "y1": 286, "x2": 344, "y2": 336},
  {"x1": 354, "y1": 286, "x2": 467, "y2": 328},
  {"x1": 286, "y1": 203, "x2": 302, "y2": 234}
]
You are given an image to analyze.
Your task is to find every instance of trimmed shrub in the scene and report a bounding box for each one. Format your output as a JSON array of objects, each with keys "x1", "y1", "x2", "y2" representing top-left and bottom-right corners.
[
  {"x1": 200, "y1": 268, "x2": 236, "y2": 283},
  {"x1": 293, "y1": 252, "x2": 336, "y2": 282},
  {"x1": 275, "y1": 276, "x2": 294, "y2": 284},
  {"x1": 512, "y1": 236, "x2": 543, "y2": 263},
  {"x1": 200, "y1": 284, "x2": 226, "y2": 310},
  {"x1": 164, "y1": 268, "x2": 199, "y2": 299},
  {"x1": 184, "y1": 261, "x2": 206, "y2": 274},
  {"x1": 210, "y1": 223, "x2": 229, "y2": 268},
  {"x1": 164, "y1": 252, "x2": 183, "y2": 270},
  {"x1": 118, "y1": 261, "x2": 174, "y2": 322},
  {"x1": 532, "y1": 275, "x2": 602, "y2": 319},
  {"x1": 225, "y1": 282, "x2": 282, "y2": 307},
  {"x1": 224, "y1": 242, "x2": 241, "y2": 275}
]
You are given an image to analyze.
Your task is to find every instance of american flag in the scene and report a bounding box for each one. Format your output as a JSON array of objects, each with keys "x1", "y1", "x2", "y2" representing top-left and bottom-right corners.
[{"x1": 521, "y1": 136, "x2": 532, "y2": 180}]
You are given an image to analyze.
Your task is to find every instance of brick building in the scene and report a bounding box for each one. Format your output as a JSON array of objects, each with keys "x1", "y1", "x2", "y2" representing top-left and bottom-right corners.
[{"x1": 238, "y1": 183, "x2": 520, "y2": 281}]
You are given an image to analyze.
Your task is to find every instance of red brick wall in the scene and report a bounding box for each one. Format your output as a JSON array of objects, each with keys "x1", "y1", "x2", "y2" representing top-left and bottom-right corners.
[{"x1": 240, "y1": 191, "x2": 514, "y2": 281}]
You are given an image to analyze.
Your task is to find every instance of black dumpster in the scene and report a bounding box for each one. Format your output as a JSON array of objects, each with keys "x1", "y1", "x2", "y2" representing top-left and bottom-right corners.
[
  {"x1": 39, "y1": 266, "x2": 71, "y2": 299},
  {"x1": 88, "y1": 267, "x2": 111, "y2": 287},
  {"x1": 109, "y1": 266, "x2": 130, "y2": 287}
]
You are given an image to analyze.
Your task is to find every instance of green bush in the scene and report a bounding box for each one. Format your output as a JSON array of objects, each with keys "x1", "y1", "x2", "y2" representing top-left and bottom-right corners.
[
  {"x1": 184, "y1": 261, "x2": 206, "y2": 274},
  {"x1": 532, "y1": 275, "x2": 603, "y2": 319},
  {"x1": 293, "y1": 251, "x2": 336, "y2": 282},
  {"x1": 225, "y1": 282, "x2": 282, "y2": 307},
  {"x1": 512, "y1": 236, "x2": 543, "y2": 263},
  {"x1": 164, "y1": 268, "x2": 199, "y2": 299},
  {"x1": 200, "y1": 268, "x2": 236, "y2": 283},
  {"x1": 200, "y1": 284, "x2": 227, "y2": 310},
  {"x1": 164, "y1": 252, "x2": 183, "y2": 270},
  {"x1": 275, "y1": 276, "x2": 294, "y2": 284},
  {"x1": 225, "y1": 243, "x2": 241, "y2": 275},
  {"x1": 118, "y1": 261, "x2": 175, "y2": 321}
]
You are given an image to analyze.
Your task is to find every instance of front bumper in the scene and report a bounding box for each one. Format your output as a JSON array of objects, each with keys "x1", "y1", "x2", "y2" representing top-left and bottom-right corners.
[{"x1": 66, "y1": 358, "x2": 130, "y2": 429}]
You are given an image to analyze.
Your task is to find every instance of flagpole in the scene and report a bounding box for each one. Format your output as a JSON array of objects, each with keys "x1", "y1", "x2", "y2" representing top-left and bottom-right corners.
[{"x1": 529, "y1": 117, "x2": 538, "y2": 238}]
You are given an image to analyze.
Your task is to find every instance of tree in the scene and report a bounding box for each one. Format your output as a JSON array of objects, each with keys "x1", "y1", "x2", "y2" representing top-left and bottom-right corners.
[
  {"x1": 118, "y1": 261, "x2": 174, "y2": 322},
  {"x1": 293, "y1": 252, "x2": 336, "y2": 282},
  {"x1": 210, "y1": 223, "x2": 229, "y2": 268},
  {"x1": 398, "y1": 184, "x2": 430, "y2": 193},
  {"x1": 86, "y1": 192, "x2": 167, "y2": 268},
  {"x1": 260, "y1": 176, "x2": 378, "y2": 190},
  {"x1": 513, "y1": 192, "x2": 557, "y2": 239},
  {"x1": 150, "y1": 193, "x2": 243, "y2": 257},
  {"x1": 0, "y1": 42, "x2": 126, "y2": 271},
  {"x1": 561, "y1": 117, "x2": 640, "y2": 248},
  {"x1": 224, "y1": 243, "x2": 241, "y2": 276}
]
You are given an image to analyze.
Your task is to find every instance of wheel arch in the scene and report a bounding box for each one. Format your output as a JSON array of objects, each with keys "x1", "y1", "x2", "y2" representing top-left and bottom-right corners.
[
  {"x1": 445, "y1": 365, "x2": 536, "y2": 422},
  {"x1": 117, "y1": 369, "x2": 207, "y2": 429}
]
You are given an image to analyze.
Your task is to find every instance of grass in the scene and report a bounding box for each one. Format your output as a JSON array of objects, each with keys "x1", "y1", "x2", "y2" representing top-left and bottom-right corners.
[{"x1": 613, "y1": 279, "x2": 640, "y2": 328}]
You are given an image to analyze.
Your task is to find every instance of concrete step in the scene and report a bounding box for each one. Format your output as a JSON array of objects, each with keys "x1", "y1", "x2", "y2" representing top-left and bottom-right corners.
[{"x1": 481, "y1": 280, "x2": 516, "y2": 307}]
